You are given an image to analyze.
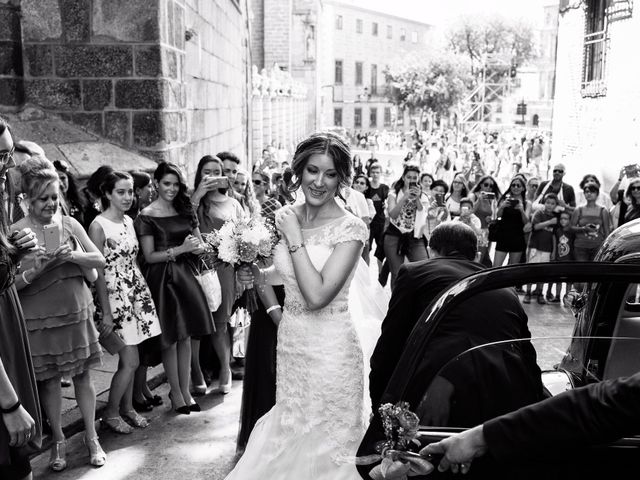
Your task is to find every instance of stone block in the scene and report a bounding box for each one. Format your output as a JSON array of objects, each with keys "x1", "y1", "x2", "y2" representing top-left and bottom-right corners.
[
  {"x1": 59, "y1": 0, "x2": 90, "y2": 42},
  {"x1": 21, "y1": 0, "x2": 63, "y2": 41},
  {"x1": 0, "y1": 41, "x2": 22, "y2": 75},
  {"x1": 82, "y1": 80, "x2": 112, "y2": 110},
  {"x1": 55, "y1": 45, "x2": 133, "y2": 77},
  {"x1": 23, "y1": 45, "x2": 53, "y2": 77},
  {"x1": 132, "y1": 111, "x2": 164, "y2": 147},
  {"x1": 25, "y1": 79, "x2": 81, "y2": 109},
  {"x1": 0, "y1": 78, "x2": 24, "y2": 106},
  {"x1": 173, "y1": 1, "x2": 185, "y2": 50},
  {"x1": 115, "y1": 79, "x2": 164, "y2": 109},
  {"x1": 134, "y1": 45, "x2": 162, "y2": 77},
  {"x1": 0, "y1": 3, "x2": 20, "y2": 41},
  {"x1": 104, "y1": 111, "x2": 130, "y2": 145},
  {"x1": 70, "y1": 112, "x2": 103, "y2": 135},
  {"x1": 92, "y1": 0, "x2": 159, "y2": 42}
]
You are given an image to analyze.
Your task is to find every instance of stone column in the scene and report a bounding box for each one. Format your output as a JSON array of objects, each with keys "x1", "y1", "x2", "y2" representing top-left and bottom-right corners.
[
  {"x1": 0, "y1": 0, "x2": 24, "y2": 107},
  {"x1": 263, "y1": 92, "x2": 272, "y2": 147}
]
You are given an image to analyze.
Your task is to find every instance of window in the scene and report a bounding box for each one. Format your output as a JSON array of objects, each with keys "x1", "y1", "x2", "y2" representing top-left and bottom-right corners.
[
  {"x1": 411, "y1": 31, "x2": 418, "y2": 43},
  {"x1": 372, "y1": 22, "x2": 378, "y2": 36},
  {"x1": 335, "y1": 60, "x2": 343, "y2": 84},
  {"x1": 356, "y1": 18, "x2": 363, "y2": 33},
  {"x1": 334, "y1": 108, "x2": 343, "y2": 126},
  {"x1": 369, "y1": 107, "x2": 377, "y2": 128},
  {"x1": 582, "y1": 0, "x2": 608, "y2": 96},
  {"x1": 384, "y1": 107, "x2": 391, "y2": 127},
  {"x1": 355, "y1": 61, "x2": 363, "y2": 86},
  {"x1": 336, "y1": 15, "x2": 343, "y2": 30},
  {"x1": 354, "y1": 108, "x2": 362, "y2": 128},
  {"x1": 370, "y1": 64, "x2": 378, "y2": 95},
  {"x1": 387, "y1": 25, "x2": 392, "y2": 39},
  {"x1": 397, "y1": 110, "x2": 404, "y2": 126},
  {"x1": 400, "y1": 28, "x2": 406, "y2": 41}
]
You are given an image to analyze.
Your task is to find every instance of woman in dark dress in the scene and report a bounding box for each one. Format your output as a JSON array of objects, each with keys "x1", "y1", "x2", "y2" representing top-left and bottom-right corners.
[
  {"x1": 134, "y1": 162, "x2": 213, "y2": 414},
  {"x1": 0, "y1": 117, "x2": 42, "y2": 480},
  {"x1": 236, "y1": 170, "x2": 284, "y2": 452},
  {"x1": 493, "y1": 176, "x2": 531, "y2": 267}
]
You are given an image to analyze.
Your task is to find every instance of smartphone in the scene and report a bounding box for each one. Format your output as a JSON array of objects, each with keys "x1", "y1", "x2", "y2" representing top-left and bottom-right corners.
[
  {"x1": 209, "y1": 176, "x2": 229, "y2": 189},
  {"x1": 408, "y1": 181, "x2": 418, "y2": 189},
  {"x1": 483, "y1": 192, "x2": 496, "y2": 201},
  {"x1": 625, "y1": 164, "x2": 639, "y2": 178},
  {"x1": 434, "y1": 193, "x2": 445, "y2": 207},
  {"x1": 43, "y1": 223, "x2": 60, "y2": 254}
]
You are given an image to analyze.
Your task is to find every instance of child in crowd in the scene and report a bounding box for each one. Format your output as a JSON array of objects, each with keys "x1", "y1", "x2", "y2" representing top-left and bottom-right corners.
[
  {"x1": 553, "y1": 210, "x2": 576, "y2": 304},
  {"x1": 524, "y1": 193, "x2": 558, "y2": 304}
]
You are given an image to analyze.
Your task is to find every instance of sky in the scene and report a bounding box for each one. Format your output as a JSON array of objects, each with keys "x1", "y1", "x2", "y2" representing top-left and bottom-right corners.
[{"x1": 343, "y1": 0, "x2": 557, "y2": 30}]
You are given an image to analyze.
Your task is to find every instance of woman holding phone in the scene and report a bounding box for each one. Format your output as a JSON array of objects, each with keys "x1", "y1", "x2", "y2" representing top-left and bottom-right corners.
[
  {"x1": 492, "y1": 177, "x2": 531, "y2": 267},
  {"x1": 12, "y1": 157, "x2": 106, "y2": 471},
  {"x1": 469, "y1": 175, "x2": 502, "y2": 266},
  {"x1": 384, "y1": 165, "x2": 427, "y2": 289},
  {"x1": 190, "y1": 156, "x2": 245, "y2": 395}
]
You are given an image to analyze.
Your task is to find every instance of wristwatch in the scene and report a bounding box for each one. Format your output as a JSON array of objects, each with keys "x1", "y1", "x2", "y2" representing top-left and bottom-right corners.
[{"x1": 288, "y1": 242, "x2": 305, "y2": 254}]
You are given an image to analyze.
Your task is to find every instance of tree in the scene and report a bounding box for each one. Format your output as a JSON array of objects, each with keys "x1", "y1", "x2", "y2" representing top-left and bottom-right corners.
[
  {"x1": 384, "y1": 52, "x2": 472, "y2": 128},
  {"x1": 447, "y1": 15, "x2": 536, "y2": 78}
]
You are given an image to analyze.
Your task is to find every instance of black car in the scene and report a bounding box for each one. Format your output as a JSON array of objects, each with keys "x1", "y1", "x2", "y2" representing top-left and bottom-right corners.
[{"x1": 359, "y1": 221, "x2": 640, "y2": 479}]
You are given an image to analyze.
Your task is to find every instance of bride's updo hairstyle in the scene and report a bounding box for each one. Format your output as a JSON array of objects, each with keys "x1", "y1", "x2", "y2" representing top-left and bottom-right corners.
[
  {"x1": 290, "y1": 132, "x2": 352, "y2": 200},
  {"x1": 19, "y1": 155, "x2": 59, "y2": 203}
]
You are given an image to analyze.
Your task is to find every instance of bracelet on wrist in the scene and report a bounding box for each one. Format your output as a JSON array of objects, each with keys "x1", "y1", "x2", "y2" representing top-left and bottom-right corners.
[
  {"x1": 266, "y1": 305, "x2": 282, "y2": 315},
  {"x1": 1, "y1": 400, "x2": 21, "y2": 414},
  {"x1": 21, "y1": 270, "x2": 32, "y2": 285},
  {"x1": 166, "y1": 248, "x2": 176, "y2": 262}
]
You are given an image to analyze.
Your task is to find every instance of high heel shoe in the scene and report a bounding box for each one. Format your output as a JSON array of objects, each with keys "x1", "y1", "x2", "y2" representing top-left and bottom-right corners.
[
  {"x1": 132, "y1": 398, "x2": 153, "y2": 412},
  {"x1": 168, "y1": 391, "x2": 190, "y2": 415},
  {"x1": 49, "y1": 440, "x2": 67, "y2": 472},
  {"x1": 83, "y1": 435, "x2": 106, "y2": 467},
  {"x1": 189, "y1": 401, "x2": 201, "y2": 412},
  {"x1": 120, "y1": 410, "x2": 149, "y2": 428},
  {"x1": 217, "y1": 369, "x2": 232, "y2": 394},
  {"x1": 192, "y1": 382, "x2": 207, "y2": 397},
  {"x1": 102, "y1": 416, "x2": 134, "y2": 434},
  {"x1": 143, "y1": 393, "x2": 163, "y2": 406}
]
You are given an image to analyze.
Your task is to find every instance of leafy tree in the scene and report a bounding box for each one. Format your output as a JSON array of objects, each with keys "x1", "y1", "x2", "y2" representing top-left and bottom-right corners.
[
  {"x1": 447, "y1": 15, "x2": 536, "y2": 77},
  {"x1": 384, "y1": 52, "x2": 472, "y2": 128}
]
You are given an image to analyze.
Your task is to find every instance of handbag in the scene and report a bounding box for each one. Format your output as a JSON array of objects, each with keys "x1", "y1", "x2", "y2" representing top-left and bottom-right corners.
[
  {"x1": 98, "y1": 328, "x2": 126, "y2": 355},
  {"x1": 195, "y1": 265, "x2": 222, "y2": 312},
  {"x1": 68, "y1": 234, "x2": 98, "y2": 283}
]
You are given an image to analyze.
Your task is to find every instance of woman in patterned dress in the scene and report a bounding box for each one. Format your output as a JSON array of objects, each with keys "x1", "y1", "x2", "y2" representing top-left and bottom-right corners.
[{"x1": 88, "y1": 171, "x2": 162, "y2": 434}]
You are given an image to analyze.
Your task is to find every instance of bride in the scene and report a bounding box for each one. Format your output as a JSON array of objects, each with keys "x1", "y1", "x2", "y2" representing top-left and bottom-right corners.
[{"x1": 226, "y1": 132, "x2": 377, "y2": 480}]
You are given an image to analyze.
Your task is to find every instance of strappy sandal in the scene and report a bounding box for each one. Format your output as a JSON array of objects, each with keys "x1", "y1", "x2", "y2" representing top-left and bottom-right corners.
[
  {"x1": 49, "y1": 440, "x2": 67, "y2": 472},
  {"x1": 121, "y1": 410, "x2": 149, "y2": 428},
  {"x1": 102, "y1": 416, "x2": 133, "y2": 434},
  {"x1": 84, "y1": 435, "x2": 107, "y2": 467}
]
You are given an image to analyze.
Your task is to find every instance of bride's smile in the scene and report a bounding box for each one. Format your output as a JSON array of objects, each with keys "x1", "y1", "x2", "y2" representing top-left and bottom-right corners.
[{"x1": 301, "y1": 153, "x2": 340, "y2": 206}]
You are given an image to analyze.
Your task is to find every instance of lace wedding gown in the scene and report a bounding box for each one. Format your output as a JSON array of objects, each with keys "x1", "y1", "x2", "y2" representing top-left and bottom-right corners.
[{"x1": 225, "y1": 213, "x2": 371, "y2": 480}]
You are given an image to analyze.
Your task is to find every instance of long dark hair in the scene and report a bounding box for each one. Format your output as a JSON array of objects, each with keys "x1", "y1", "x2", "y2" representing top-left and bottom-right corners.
[
  {"x1": 290, "y1": 132, "x2": 352, "y2": 200},
  {"x1": 0, "y1": 116, "x2": 14, "y2": 253},
  {"x1": 54, "y1": 159, "x2": 84, "y2": 211},
  {"x1": 470, "y1": 174, "x2": 502, "y2": 197},
  {"x1": 393, "y1": 165, "x2": 421, "y2": 195},
  {"x1": 100, "y1": 171, "x2": 132, "y2": 210},
  {"x1": 499, "y1": 177, "x2": 527, "y2": 204},
  {"x1": 154, "y1": 162, "x2": 194, "y2": 218}
]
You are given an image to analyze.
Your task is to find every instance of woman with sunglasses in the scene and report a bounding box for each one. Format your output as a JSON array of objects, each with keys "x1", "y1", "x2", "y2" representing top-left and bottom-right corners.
[
  {"x1": 237, "y1": 170, "x2": 284, "y2": 453},
  {"x1": 446, "y1": 174, "x2": 469, "y2": 218},
  {"x1": 493, "y1": 177, "x2": 531, "y2": 267},
  {"x1": 571, "y1": 182, "x2": 610, "y2": 263},
  {"x1": 469, "y1": 175, "x2": 502, "y2": 266},
  {"x1": 622, "y1": 179, "x2": 640, "y2": 225}
]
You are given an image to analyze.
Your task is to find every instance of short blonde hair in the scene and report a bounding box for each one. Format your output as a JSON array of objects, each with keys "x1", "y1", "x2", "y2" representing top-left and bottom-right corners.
[{"x1": 19, "y1": 155, "x2": 59, "y2": 201}]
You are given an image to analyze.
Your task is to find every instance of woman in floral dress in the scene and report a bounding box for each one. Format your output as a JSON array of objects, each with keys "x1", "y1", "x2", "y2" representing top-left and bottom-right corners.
[{"x1": 88, "y1": 171, "x2": 162, "y2": 433}]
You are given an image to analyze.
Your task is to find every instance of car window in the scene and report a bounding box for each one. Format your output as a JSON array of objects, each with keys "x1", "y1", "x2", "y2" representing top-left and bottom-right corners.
[{"x1": 413, "y1": 337, "x2": 640, "y2": 430}]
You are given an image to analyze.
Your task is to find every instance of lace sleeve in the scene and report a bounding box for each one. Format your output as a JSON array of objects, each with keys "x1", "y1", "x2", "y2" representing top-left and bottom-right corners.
[{"x1": 332, "y1": 214, "x2": 368, "y2": 246}]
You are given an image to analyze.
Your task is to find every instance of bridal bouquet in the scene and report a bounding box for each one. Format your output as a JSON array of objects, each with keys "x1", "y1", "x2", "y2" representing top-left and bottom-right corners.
[
  {"x1": 202, "y1": 216, "x2": 275, "y2": 312},
  {"x1": 358, "y1": 402, "x2": 432, "y2": 479}
]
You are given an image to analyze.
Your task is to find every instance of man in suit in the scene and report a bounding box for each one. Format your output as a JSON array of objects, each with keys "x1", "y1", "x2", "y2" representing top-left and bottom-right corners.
[{"x1": 360, "y1": 222, "x2": 543, "y2": 479}]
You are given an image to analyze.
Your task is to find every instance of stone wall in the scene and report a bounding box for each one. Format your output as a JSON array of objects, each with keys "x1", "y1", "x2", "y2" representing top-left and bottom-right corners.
[
  {"x1": 0, "y1": 0, "x2": 24, "y2": 107},
  {"x1": 251, "y1": 64, "x2": 306, "y2": 163},
  {"x1": 551, "y1": 4, "x2": 640, "y2": 190}
]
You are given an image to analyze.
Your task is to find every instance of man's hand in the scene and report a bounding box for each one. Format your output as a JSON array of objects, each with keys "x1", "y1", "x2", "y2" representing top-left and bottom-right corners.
[
  {"x1": 421, "y1": 425, "x2": 488, "y2": 475},
  {"x1": 369, "y1": 455, "x2": 434, "y2": 479}
]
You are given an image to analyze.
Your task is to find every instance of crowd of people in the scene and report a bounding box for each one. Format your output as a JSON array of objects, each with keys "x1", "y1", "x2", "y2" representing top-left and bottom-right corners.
[{"x1": 1, "y1": 115, "x2": 639, "y2": 479}]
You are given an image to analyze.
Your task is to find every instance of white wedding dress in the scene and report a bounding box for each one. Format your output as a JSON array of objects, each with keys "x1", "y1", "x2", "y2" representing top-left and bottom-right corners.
[{"x1": 225, "y1": 213, "x2": 381, "y2": 480}]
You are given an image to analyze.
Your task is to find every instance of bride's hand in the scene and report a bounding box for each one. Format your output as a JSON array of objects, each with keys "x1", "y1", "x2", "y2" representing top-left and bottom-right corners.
[
  {"x1": 276, "y1": 207, "x2": 303, "y2": 245},
  {"x1": 236, "y1": 263, "x2": 262, "y2": 287}
]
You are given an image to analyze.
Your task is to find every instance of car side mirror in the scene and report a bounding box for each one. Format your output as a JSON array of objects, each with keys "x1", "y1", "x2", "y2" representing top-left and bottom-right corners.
[{"x1": 567, "y1": 292, "x2": 587, "y2": 317}]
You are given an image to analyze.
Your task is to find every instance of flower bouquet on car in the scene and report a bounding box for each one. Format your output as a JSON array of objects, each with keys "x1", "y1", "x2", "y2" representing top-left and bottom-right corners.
[
  {"x1": 201, "y1": 215, "x2": 276, "y2": 313},
  {"x1": 358, "y1": 402, "x2": 433, "y2": 479}
]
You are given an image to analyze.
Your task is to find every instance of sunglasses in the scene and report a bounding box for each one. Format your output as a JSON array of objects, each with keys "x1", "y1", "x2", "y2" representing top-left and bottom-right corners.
[
  {"x1": 234, "y1": 181, "x2": 246, "y2": 186},
  {"x1": 0, "y1": 146, "x2": 15, "y2": 165},
  {"x1": 252, "y1": 179, "x2": 266, "y2": 186},
  {"x1": 553, "y1": 169, "x2": 564, "y2": 174},
  {"x1": 584, "y1": 189, "x2": 598, "y2": 194},
  {"x1": 630, "y1": 186, "x2": 640, "y2": 191},
  {"x1": 354, "y1": 181, "x2": 367, "y2": 186},
  {"x1": 510, "y1": 183, "x2": 524, "y2": 189},
  {"x1": 481, "y1": 182, "x2": 494, "y2": 188}
]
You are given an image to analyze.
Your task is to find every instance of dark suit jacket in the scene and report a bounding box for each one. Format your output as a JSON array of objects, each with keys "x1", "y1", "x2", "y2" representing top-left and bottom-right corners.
[
  {"x1": 369, "y1": 255, "x2": 485, "y2": 410},
  {"x1": 484, "y1": 371, "x2": 640, "y2": 462}
]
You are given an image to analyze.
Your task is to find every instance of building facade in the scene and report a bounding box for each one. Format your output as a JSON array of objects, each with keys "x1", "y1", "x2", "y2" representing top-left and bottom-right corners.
[
  {"x1": 551, "y1": 0, "x2": 638, "y2": 189},
  {"x1": 319, "y1": 0, "x2": 433, "y2": 135}
]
